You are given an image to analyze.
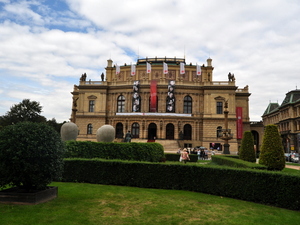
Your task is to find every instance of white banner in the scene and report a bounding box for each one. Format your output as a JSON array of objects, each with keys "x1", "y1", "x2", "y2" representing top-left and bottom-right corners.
[
  {"x1": 163, "y1": 62, "x2": 168, "y2": 74},
  {"x1": 116, "y1": 64, "x2": 120, "y2": 74},
  {"x1": 131, "y1": 64, "x2": 136, "y2": 76},
  {"x1": 146, "y1": 62, "x2": 151, "y2": 73},
  {"x1": 180, "y1": 62, "x2": 185, "y2": 74},
  {"x1": 196, "y1": 63, "x2": 201, "y2": 75}
]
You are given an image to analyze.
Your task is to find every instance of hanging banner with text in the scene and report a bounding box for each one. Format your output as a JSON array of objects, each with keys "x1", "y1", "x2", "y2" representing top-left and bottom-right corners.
[
  {"x1": 150, "y1": 80, "x2": 157, "y2": 112},
  {"x1": 236, "y1": 107, "x2": 243, "y2": 139}
]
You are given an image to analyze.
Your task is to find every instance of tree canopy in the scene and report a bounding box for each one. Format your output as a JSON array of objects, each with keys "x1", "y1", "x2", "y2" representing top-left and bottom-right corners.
[
  {"x1": 0, "y1": 99, "x2": 46, "y2": 126},
  {"x1": 0, "y1": 99, "x2": 66, "y2": 133}
]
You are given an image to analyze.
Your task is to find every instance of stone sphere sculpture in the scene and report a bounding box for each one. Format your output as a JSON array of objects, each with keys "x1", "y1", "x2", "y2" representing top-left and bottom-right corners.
[
  {"x1": 96, "y1": 125, "x2": 115, "y2": 142},
  {"x1": 60, "y1": 122, "x2": 78, "y2": 141}
]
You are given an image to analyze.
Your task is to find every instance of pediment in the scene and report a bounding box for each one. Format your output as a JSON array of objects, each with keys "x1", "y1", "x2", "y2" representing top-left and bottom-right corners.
[
  {"x1": 214, "y1": 96, "x2": 225, "y2": 101},
  {"x1": 87, "y1": 95, "x2": 97, "y2": 99}
]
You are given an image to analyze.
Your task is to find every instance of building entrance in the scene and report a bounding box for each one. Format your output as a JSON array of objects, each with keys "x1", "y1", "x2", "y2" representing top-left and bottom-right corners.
[
  {"x1": 166, "y1": 123, "x2": 174, "y2": 140},
  {"x1": 148, "y1": 123, "x2": 157, "y2": 141}
]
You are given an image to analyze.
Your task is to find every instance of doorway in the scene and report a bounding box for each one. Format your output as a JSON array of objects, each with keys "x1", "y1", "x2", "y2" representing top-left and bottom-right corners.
[
  {"x1": 148, "y1": 123, "x2": 157, "y2": 140},
  {"x1": 166, "y1": 123, "x2": 174, "y2": 140}
]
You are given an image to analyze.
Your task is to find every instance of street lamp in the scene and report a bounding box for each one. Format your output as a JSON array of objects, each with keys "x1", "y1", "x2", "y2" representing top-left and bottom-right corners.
[{"x1": 218, "y1": 100, "x2": 233, "y2": 154}]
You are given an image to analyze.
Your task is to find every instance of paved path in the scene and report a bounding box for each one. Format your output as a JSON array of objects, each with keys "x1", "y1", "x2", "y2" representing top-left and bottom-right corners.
[{"x1": 285, "y1": 164, "x2": 300, "y2": 170}]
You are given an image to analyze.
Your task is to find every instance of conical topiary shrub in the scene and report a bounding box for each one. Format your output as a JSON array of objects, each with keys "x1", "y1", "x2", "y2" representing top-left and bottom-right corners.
[
  {"x1": 259, "y1": 124, "x2": 285, "y2": 171},
  {"x1": 239, "y1": 131, "x2": 256, "y2": 163}
]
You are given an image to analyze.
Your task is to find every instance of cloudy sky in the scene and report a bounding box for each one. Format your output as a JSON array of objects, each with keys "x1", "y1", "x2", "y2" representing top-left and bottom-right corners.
[{"x1": 0, "y1": 0, "x2": 299, "y2": 123}]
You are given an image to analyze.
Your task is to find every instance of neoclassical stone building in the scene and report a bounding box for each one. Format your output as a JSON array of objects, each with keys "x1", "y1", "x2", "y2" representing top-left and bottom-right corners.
[
  {"x1": 70, "y1": 57, "x2": 251, "y2": 153},
  {"x1": 262, "y1": 89, "x2": 300, "y2": 153}
]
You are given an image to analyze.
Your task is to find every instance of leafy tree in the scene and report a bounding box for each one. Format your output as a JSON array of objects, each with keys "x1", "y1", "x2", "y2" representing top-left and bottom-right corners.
[
  {"x1": 0, "y1": 122, "x2": 65, "y2": 190},
  {"x1": 0, "y1": 99, "x2": 46, "y2": 126},
  {"x1": 259, "y1": 124, "x2": 285, "y2": 171},
  {"x1": 239, "y1": 131, "x2": 256, "y2": 163},
  {"x1": 46, "y1": 118, "x2": 66, "y2": 134}
]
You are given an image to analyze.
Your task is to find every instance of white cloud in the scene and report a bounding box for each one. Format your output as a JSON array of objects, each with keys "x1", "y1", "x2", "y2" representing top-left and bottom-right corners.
[{"x1": 0, "y1": 0, "x2": 300, "y2": 122}]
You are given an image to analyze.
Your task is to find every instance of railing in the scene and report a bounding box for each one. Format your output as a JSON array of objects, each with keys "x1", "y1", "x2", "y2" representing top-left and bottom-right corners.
[
  {"x1": 81, "y1": 81, "x2": 103, "y2": 85},
  {"x1": 137, "y1": 57, "x2": 185, "y2": 64},
  {"x1": 212, "y1": 81, "x2": 230, "y2": 85}
]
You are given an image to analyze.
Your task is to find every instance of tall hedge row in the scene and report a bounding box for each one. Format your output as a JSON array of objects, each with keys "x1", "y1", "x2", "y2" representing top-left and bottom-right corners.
[
  {"x1": 64, "y1": 141, "x2": 165, "y2": 162},
  {"x1": 62, "y1": 158, "x2": 300, "y2": 210}
]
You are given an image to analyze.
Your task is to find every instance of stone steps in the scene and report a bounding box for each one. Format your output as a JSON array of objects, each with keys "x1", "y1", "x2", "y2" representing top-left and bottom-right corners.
[{"x1": 132, "y1": 139, "x2": 179, "y2": 153}]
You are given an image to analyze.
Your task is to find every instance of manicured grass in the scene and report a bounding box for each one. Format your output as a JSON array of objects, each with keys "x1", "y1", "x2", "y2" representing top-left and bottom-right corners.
[{"x1": 1, "y1": 182, "x2": 300, "y2": 225}]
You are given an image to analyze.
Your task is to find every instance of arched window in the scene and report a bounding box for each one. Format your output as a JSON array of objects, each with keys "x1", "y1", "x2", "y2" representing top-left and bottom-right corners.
[
  {"x1": 87, "y1": 124, "x2": 93, "y2": 134},
  {"x1": 115, "y1": 122, "x2": 124, "y2": 138},
  {"x1": 148, "y1": 123, "x2": 157, "y2": 140},
  {"x1": 183, "y1": 124, "x2": 192, "y2": 140},
  {"x1": 117, "y1": 95, "x2": 125, "y2": 112},
  {"x1": 132, "y1": 122, "x2": 140, "y2": 138},
  {"x1": 166, "y1": 123, "x2": 175, "y2": 140},
  {"x1": 183, "y1": 95, "x2": 192, "y2": 114}
]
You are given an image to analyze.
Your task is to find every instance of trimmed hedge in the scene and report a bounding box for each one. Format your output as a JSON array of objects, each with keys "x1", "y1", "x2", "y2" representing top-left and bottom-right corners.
[
  {"x1": 259, "y1": 124, "x2": 285, "y2": 170},
  {"x1": 165, "y1": 153, "x2": 198, "y2": 162},
  {"x1": 62, "y1": 158, "x2": 300, "y2": 210},
  {"x1": 239, "y1": 131, "x2": 256, "y2": 162},
  {"x1": 64, "y1": 141, "x2": 164, "y2": 162},
  {"x1": 212, "y1": 155, "x2": 267, "y2": 170},
  {"x1": 0, "y1": 122, "x2": 65, "y2": 190}
]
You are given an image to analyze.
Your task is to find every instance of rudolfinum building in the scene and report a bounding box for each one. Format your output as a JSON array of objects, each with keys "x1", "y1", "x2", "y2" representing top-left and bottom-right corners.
[{"x1": 70, "y1": 57, "x2": 251, "y2": 154}]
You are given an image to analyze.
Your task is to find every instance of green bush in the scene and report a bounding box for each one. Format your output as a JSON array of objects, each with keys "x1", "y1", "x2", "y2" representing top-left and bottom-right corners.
[
  {"x1": 212, "y1": 155, "x2": 267, "y2": 170},
  {"x1": 62, "y1": 158, "x2": 300, "y2": 210},
  {"x1": 64, "y1": 141, "x2": 164, "y2": 162},
  {"x1": 259, "y1": 125, "x2": 285, "y2": 171},
  {"x1": 0, "y1": 122, "x2": 65, "y2": 190},
  {"x1": 239, "y1": 131, "x2": 256, "y2": 162}
]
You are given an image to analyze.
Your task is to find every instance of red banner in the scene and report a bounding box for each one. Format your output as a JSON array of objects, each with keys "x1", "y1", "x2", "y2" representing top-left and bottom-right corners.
[
  {"x1": 236, "y1": 107, "x2": 243, "y2": 139},
  {"x1": 150, "y1": 80, "x2": 157, "y2": 112}
]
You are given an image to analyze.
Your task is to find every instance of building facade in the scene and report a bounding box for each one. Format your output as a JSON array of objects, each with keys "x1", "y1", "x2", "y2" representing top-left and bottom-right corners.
[
  {"x1": 262, "y1": 89, "x2": 300, "y2": 153},
  {"x1": 70, "y1": 57, "x2": 251, "y2": 153}
]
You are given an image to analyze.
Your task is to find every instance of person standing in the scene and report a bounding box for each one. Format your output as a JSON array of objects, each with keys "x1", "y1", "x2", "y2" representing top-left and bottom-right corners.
[
  {"x1": 200, "y1": 149, "x2": 205, "y2": 160},
  {"x1": 124, "y1": 131, "x2": 132, "y2": 142},
  {"x1": 181, "y1": 148, "x2": 190, "y2": 164}
]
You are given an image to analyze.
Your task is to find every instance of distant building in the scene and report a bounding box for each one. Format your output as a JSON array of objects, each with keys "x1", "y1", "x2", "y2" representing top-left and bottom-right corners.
[
  {"x1": 70, "y1": 57, "x2": 252, "y2": 153},
  {"x1": 262, "y1": 89, "x2": 300, "y2": 153}
]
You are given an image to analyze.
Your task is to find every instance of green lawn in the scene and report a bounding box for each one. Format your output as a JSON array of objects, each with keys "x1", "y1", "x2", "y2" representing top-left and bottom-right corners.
[{"x1": 1, "y1": 182, "x2": 300, "y2": 225}]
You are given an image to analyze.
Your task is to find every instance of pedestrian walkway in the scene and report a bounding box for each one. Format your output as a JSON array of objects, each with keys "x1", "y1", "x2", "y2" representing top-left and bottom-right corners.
[
  {"x1": 257, "y1": 159, "x2": 300, "y2": 170},
  {"x1": 285, "y1": 164, "x2": 300, "y2": 170}
]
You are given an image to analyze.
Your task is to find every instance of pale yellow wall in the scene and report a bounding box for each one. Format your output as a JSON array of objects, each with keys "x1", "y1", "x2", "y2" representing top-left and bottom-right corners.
[{"x1": 72, "y1": 58, "x2": 250, "y2": 154}]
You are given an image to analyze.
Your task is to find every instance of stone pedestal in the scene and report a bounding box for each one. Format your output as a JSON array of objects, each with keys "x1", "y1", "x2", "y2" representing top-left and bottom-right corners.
[
  {"x1": 223, "y1": 144, "x2": 230, "y2": 154},
  {"x1": 0, "y1": 186, "x2": 58, "y2": 205}
]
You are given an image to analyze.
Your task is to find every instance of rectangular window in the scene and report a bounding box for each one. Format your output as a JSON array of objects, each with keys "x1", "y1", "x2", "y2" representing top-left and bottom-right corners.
[
  {"x1": 117, "y1": 96, "x2": 125, "y2": 112},
  {"x1": 216, "y1": 102, "x2": 223, "y2": 114},
  {"x1": 89, "y1": 100, "x2": 95, "y2": 112}
]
